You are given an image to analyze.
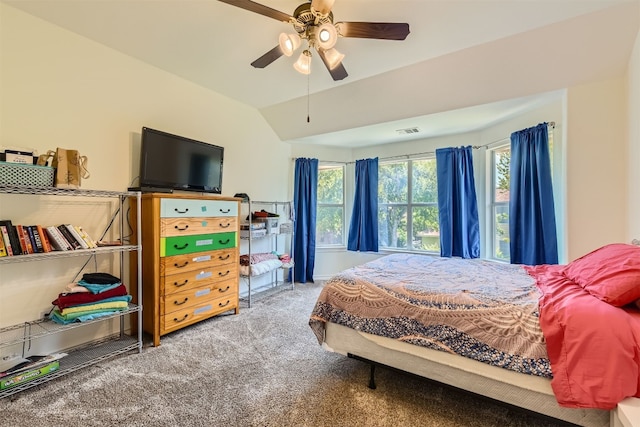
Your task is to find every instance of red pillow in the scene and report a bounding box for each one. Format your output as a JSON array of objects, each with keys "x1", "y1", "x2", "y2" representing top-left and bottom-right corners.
[{"x1": 563, "y1": 243, "x2": 640, "y2": 306}]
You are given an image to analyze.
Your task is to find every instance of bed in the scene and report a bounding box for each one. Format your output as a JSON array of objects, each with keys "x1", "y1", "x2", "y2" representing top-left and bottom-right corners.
[{"x1": 309, "y1": 245, "x2": 640, "y2": 427}]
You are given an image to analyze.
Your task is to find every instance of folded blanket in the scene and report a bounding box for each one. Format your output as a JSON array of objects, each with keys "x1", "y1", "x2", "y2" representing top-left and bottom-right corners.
[
  {"x1": 52, "y1": 283, "x2": 128, "y2": 310},
  {"x1": 60, "y1": 300, "x2": 129, "y2": 316},
  {"x1": 49, "y1": 308, "x2": 125, "y2": 324}
]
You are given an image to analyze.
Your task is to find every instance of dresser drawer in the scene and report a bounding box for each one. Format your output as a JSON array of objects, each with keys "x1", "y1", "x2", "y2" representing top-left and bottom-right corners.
[
  {"x1": 161, "y1": 249, "x2": 237, "y2": 276},
  {"x1": 161, "y1": 280, "x2": 238, "y2": 315},
  {"x1": 163, "y1": 263, "x2": 238, "y2": 296},
  {"x1": 160, "y1": 217, "x2": 236, "y2": 237},
  {"x1": 161, "y1": 232, "x2": 236, "y2": 256},
  {"x1": 161, "y1": 293, "x2": 238, "y2": 334},
  {"x1": 160, "y1": 198, "x2": 237, "y2": 218}
]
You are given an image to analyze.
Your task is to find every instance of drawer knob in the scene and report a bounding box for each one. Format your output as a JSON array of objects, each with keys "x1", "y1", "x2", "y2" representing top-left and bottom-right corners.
[
  {"x1": 174, "y1": 279, "x2": 189, "y2": 288},
  {"x1": 219, "y1": 223, "x2": 230, "y2": 228},
  {"x1": 219, "y1": 300, "x2": 231, "y2": 308},
  {"x1": 174, "y1": 243, "x2": 189, "y2": 250},
  {"x1": 219, "y1": 286, "x2": 230, "y2": 293},
  {"x1": 219, "y1": 208, "x2": 231, "y2": 214},
  {"x1": 218, "y1": 254, "x2": 230, "y2": 261},
  {"x1": 218, "y1": 238, "x2": 230, "y2": 245},
  {"x1": 175, "y1": 224, "x2": 189, "y2": 231},
  {"x1": 218, "y1": 270, "x2": 230, "y2": 277},
  {"x1": 174, "y1": 298, "x2": 189, "y2": 306},
  {"x1": 174, "y1": 208, "x2": 189, "y2": 214},
  {"x1": 174, "y1": 314, "x2": 188, "y2": 323},
  {"x1": 174, "y1": 261, "x2": 189, "y2": 268}
]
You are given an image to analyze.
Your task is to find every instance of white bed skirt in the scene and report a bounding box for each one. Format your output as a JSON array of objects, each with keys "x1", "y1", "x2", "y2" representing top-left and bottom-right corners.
[{"x1": 323, "y1": 322, "x2": 611, "y2": 427}]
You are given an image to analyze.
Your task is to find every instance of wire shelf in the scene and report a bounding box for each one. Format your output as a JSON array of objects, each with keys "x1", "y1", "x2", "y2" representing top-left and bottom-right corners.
[
  {"x1": 0, "y1": 335, "x2": 140, "y2": 398},
  {"x1": 0, "y1": 184, "x2": 139, "y2": 198},
  {"x1": 0, "y1": 304, "x2": 141, "y2": 350}
]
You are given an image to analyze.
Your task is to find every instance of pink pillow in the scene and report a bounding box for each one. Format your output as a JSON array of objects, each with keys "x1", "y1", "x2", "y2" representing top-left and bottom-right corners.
[{"x1": 563, "y1": 243, "x2": 640, "y2": 306}]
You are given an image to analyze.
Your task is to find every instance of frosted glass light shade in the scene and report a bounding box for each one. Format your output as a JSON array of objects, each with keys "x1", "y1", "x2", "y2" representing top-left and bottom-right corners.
[
  {"x1": 278, "y1": 32, "x2": 301, "y2": 57},
  {"x1": 322, "y1": 47, "x2": 344, "y2": 69},
  {"x1": 316, "y1": 23, "x2": 337, "y2": 50},
  {"x1": 294, "y1": 50, "x2": 312, "y2": 75}
]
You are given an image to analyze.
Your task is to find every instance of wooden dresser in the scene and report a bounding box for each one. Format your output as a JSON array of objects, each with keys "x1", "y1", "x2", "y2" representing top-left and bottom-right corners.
[{"x1": 131, "y1": 193, "x2": 240, "y2": 346}]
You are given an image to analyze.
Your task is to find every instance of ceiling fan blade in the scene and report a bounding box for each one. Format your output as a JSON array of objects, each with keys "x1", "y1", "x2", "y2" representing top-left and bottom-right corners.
[
  {"x1": 218, "y1": 0, "x2": 293, "y2": 23},
  {"x1": 251, "y1": 45, "x2": 284, "y2": 68},
  {"x1": 311, "y1": 0, "x2": 335, "y2": 15},
  {"x1": 317, "y1": 49, "x2": 348, "y2": 81},
  {"x1": 336, "y1": 22, "x2": 410, "y2": 40}
]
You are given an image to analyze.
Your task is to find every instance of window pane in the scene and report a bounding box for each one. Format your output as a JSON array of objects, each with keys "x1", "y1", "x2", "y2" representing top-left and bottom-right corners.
[
  {"x1": 379, "y1": 205, "x2": 407, "y2": 248},
  {"x1": 494, "y1": 148, "x2": 510, "y2": 202},
  {"x1": 318, "y1": 167, "x2": 343, "y2": 204},
  {"x1": 494, "y1": 204, "x2": 510, "y2": 260},
  {"x1": 317, "y1": 206, "x2": 343, "y2": 245},
  {"x1": 412, "y1": 206, "x2": 440, "y2": 252},
  {"x1": 412, "y1": 159, "x2": 438, "y2": 203},
  {"x1": 379, "y1": 162, "x2": 407, "y2": 203}
]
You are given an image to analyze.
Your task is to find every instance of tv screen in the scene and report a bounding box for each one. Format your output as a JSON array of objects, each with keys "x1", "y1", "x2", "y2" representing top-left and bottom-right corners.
[{"x1": 139, "y1": 127, "x2": 224, "y2": 194}]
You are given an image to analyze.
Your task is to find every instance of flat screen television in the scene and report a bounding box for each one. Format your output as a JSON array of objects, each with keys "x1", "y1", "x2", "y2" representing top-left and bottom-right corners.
[{"x1": 138, "y1": 127, "x2": 224, "y2": 194}]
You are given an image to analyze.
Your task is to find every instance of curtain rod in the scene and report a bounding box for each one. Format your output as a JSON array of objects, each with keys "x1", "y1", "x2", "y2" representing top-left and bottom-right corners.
[{"x1": 293, "y1": 122, "x2": 556, "y2": 165}]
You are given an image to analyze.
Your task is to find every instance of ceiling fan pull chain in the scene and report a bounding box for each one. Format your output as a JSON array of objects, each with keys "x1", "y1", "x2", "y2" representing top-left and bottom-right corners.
[{"x1": 307, "y1": 71, "x2": 311, "y2": 123}]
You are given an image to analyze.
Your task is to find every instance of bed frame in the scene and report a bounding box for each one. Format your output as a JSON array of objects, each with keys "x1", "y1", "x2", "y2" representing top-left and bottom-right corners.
[{"x1": 323, "y1": 321, "x2": 614, "y2": 427}]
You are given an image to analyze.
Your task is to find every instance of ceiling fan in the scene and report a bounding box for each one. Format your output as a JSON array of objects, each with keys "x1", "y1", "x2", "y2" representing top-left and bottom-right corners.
[{"x1": 218, "y1": 0, "x2": 410, "y2": 81}]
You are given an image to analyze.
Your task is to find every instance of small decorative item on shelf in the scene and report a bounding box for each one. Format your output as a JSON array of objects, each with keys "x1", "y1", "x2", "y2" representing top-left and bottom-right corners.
[
  {"x1": 0, "y1": 162, "x2": 55, "y2": 187},
  {"x1": 40, "y1": 148, "x2": 90, "y2": 189}
]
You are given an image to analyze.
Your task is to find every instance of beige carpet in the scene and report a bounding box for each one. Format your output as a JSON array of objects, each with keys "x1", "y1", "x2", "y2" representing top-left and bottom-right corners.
[{"x1": 0, "y1": 282, "x2": 572, "y2": 427}]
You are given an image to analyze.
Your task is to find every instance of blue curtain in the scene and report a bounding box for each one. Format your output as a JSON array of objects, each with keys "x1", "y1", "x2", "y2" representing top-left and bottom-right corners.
[
  {"x1": 509, "y1": 123, "x2": 558, "y2": 265},
  {"x1": 347, "y1": 158, "x2": 379, "y2": 252},
  {"x1": 293, "y1": 158, "x2": 318, "y2": 283},
  {"x1": 435, "y1": 146, "x2": 480, "y2": 258}
]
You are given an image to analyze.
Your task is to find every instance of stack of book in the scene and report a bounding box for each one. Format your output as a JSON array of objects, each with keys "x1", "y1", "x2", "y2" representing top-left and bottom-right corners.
[
  {"x1": 0, "y1": 220, "x2": 98, "y2": 256},
  {"x1": 0, "y1": 353, "x2": 66, "y2": 390}
]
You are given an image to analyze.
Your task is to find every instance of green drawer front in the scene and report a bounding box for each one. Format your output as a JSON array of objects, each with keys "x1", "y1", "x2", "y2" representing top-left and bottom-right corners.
[
  {"x1": 161, "y1": 232, "x2": 236, "y2": 257},
  {"x1": 160, "y1": 199, "x2": 238, "y2": 218}
]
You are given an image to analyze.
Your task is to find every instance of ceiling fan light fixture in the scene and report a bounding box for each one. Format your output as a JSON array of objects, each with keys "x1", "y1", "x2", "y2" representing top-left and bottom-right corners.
[
  {"x1": 278, "y1": 32, "x2": 301, "y2": 56},
  {"x1": 316, "y1": 23, "x2": 337, "y2": 50},
  {"x1": 322, "y1": 47, "x2": 344, "y2": 70},
  {"x1": 294, "y1": 49, "x2": 312, "y2": 75}
]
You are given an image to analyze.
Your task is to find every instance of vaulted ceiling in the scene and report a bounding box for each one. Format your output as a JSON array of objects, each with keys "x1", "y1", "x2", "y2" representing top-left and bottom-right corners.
[{"x1": 3, "y1": 0, "x2": 639, "y2": 147}]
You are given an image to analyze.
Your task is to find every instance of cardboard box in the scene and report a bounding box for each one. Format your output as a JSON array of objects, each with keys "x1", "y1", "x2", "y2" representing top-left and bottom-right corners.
[{"x1": 0, "y1": 361, "x2": 60, "y2": 390}]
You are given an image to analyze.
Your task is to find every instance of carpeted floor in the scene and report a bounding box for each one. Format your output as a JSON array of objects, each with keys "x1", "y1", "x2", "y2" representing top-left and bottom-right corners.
[{"x1": 0, "y1": 282, "x2": 572, "y2": 427}]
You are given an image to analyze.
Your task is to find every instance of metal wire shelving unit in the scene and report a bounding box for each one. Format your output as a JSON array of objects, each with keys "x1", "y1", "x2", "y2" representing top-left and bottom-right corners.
[{"x1": 0, "y1": 184, "x2": 142, "y2": 398}]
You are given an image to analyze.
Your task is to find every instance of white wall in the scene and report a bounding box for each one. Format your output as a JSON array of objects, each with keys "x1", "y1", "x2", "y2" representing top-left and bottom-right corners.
[
  {"x1": 565, "y1": 78, "x2": 628, "y2": 261},
  {"x1": 627, "y1": 30, "x2": 640, "y2": 242},
  {"x1": 0, "y1": 4, "x2": 292, "y2": 338}
]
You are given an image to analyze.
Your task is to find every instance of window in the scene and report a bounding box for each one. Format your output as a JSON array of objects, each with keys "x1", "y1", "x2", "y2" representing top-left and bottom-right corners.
[
  {"x1": 378, "y1": 158, "x2": 439, "y2": 252},
  {"x1": 491, "y1": 145, "x2": 511, "y2": 261},
  {"x1": 316, "y1": 164, "x2": 345, "y2": 246}
]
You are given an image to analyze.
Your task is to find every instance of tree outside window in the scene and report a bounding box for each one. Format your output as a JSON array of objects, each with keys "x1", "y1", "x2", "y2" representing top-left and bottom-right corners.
[
  {"x1": 316, "y1": 164, "x2": 344, "y2": 246},
  {"x1": 379, "y1": 159, "x2": 439, "y2": 252}
]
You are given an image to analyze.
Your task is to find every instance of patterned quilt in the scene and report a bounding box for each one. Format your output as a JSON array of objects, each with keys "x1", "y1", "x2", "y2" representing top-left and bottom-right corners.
[{"x1": 309, "y1": 253, "x2": 552, "y2": 377}]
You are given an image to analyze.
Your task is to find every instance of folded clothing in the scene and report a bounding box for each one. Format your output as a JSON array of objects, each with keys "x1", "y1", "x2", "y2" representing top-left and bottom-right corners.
[
  {"x1": 53, "y1": 283, "x2": 128, "y2": 310},
  {"x1": 82, "y1": 272, "x2": 120, "y2": 285},
  {"x1": 60, "y1": 300, "x2": 130, "y2": 316},
  {"x1": 240, "y1": 252, "x2": 279, "y2": 266}
]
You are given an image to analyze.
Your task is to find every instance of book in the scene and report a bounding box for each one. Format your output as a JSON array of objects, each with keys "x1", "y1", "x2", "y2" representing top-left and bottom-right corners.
[
  {"x1": 0, "y1": 225, "x2": 13, "y2": 256},
  {"x1": 36, "y1": 225, "x2": 52, "y2": 252},
  {"x1": 57, "y1": 225, "x2": 81, "y2": 250},
  {"x1": 16, "y1": 225, "x2": 33, "y2": 254},
  {"x1": 26, "y1": 225, "x2": 44, "y2": 253},
  {"x1": 45, "y1": 226, "x2": 71, "y2": 251},
  {"x1": 74, "y1": 225, "x2": 97, "y2": 248},
  {"x1": 64, "y1": 224, "x2": 89, "y2": 249},
  {"x1": 0, "y1": 232, "x2": 6, "y2": 257},
  {"x1": 0, "y1": 220, "x2": 22, "y2": 255}
]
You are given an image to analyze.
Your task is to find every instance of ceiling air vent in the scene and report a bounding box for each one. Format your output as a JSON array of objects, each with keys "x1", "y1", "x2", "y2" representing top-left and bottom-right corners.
[{"x1": 396, "y1": 127, "x2": 420, "y2": 135}]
